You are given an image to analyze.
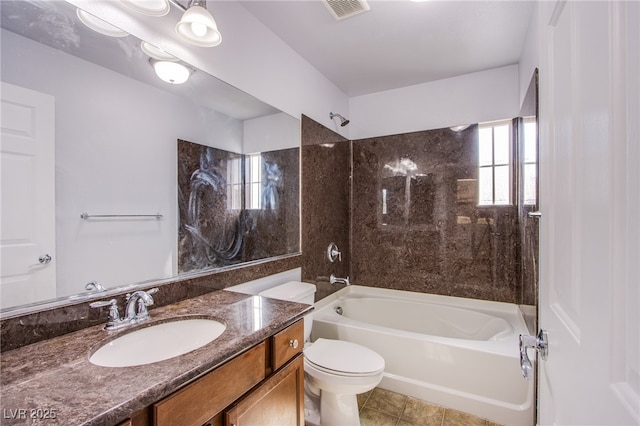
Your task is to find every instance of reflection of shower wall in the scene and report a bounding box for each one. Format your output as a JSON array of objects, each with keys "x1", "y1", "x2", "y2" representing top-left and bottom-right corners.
[
  {"x1": 177, "y1": 140, "x2": 300, "y2": 274},
  {"x1": 352, "y1": 126, "x2": 520, "y2": 303},
  {"x1": 178, "y1": 141, "x2": 242, "y2": 272},
  {"x1": 243, "y1": 148, "x2": 300, "y2": 261}
]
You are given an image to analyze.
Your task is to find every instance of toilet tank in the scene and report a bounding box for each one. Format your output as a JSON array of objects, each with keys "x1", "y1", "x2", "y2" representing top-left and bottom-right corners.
[
  {"x1": 259, "y1": 281, "x2": 316, "y2": 341},
  {"x1": 258, "y1": 281, "x2": 316, "y2": 304}
]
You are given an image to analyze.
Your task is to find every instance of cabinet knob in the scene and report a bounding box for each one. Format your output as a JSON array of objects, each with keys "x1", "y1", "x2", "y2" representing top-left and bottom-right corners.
[{"x1": 289, "y1": 339, "x2": 299, "y2": 349}]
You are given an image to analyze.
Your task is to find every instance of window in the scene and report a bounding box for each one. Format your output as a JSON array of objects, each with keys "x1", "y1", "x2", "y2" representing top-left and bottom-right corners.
[
  {"x1": 227, "y1": 156, "x2": 243, "y2": 210},
  {"x1": 478, "y1": 120, "x2": 512, "y2": 205},
  {"x1": 522, "y1": 117, "x2": 537, "y2": 205},
  {"x1": 226, "y1": 153, "x2": 263, "y2": 211},
  {"x1": 245, "y1": 153, "x2": 262, "y2": 210}
]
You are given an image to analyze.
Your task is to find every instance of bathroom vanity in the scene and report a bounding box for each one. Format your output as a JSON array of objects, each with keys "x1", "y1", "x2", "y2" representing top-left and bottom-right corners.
[{"x1": 0, "y1": 290, "x2": 310, "y2": 426}]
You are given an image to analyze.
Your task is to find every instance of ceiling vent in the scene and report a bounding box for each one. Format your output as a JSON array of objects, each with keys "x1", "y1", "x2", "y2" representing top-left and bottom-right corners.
[{"x1": 323, "y1": 0, "x2": 370, "y2": 21}]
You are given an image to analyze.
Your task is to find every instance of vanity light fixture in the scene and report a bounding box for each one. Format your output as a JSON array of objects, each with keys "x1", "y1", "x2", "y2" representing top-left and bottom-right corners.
[
  {"x1": 150, "y1": 59, "x2": 192, "y2": 84},
  {"x1": 121, "y1": 0, "x2": 170, "y2": 16},
  {"x1": 175, "y1": 0, "x2": 222, "y2": 47},
  {"x1": 141, "y1": 41, "x2": 179, "y2": 61},
  {"x1": 76, "y1": 9, "x2": 130, "y2": 38}
]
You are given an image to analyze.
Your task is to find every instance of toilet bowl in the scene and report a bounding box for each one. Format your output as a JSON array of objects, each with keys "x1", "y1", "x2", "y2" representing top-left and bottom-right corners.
[
  {"x1": 303, "y1": 338, "x2": 384, "y2": 426},
  {"x1": 258, "y1": 281, "x2": 385, "y2": 426}
]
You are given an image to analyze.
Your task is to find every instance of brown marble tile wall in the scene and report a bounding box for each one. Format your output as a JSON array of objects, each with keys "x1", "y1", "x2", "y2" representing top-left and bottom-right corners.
[
  {"x1": 351, "y1": 126, "x2": 519, "y2": 303},
  {"x1": 300, "y1": 116, "x2": 351, "y2": 301},
  {"x1": 0, "y1": 254, "x2": 301, "y2": 352}
]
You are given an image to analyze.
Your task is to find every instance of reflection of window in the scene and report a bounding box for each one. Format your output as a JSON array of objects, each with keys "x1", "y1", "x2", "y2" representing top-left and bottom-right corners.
[
  {"x1": 522, "y1": 118, "x2": 537, "y2": 205},
  {"x1": 227, "y1": 156, "x2": 243, "y2": 210},
  {"x1": 227, "y1": 153, "x2": 263, "y2": 210},
  {"x1": 478, "y1": 120, "x2": 512, "y2": 205},
  {"x1": 245, "y1": 153, "x2": 262, "y2": 210}
]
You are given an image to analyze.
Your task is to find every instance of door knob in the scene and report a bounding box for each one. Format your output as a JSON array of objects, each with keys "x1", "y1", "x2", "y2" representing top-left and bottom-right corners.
[
  {"x1": 519, "y1": 329, "x2": 548, "y2": 380},
  {"x1": 38, "y1": 254, "x2": 52, "y2": 264}
]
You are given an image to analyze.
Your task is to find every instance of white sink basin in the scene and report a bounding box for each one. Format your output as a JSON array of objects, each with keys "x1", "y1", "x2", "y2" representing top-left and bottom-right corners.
[{"x1": 90, "y1": 318, "x2": 226, "y2": 367}]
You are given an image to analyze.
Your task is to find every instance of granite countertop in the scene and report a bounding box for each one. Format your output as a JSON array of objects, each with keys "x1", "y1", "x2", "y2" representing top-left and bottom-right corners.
[{"x1": 0, "y1": 290, "x2": 311, "y2": 425}]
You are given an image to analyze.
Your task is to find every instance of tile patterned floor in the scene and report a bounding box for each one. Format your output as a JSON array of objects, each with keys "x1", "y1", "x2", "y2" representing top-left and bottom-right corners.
[{"x1": 357, "y1": 388, "x2": 503, "y2": 426}]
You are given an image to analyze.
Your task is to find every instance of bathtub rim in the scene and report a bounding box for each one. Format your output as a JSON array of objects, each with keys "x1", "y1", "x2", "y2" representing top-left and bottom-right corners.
[
  {"x1": 316, "y1": 285, "x2": 526, "y2": 314},
  {"x1": 313, "y1": 285, "x2": 530, "y2": 357}
]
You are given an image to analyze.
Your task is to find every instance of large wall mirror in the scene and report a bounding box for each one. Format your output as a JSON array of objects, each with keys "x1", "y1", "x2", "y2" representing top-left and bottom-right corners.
[{"x1": 0, "y1": 0, "x2": 300, "y2": 315}]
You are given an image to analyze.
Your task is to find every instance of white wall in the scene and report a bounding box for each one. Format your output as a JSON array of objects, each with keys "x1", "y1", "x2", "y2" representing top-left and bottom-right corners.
[
  {"x1": 1, "y1": 29, "x2": 243, "y2": 297},
  {"x1": 243, "y1": 112, "x2": 300, "y2": 153},
  {"x1": 348, "y1": 65, "x2": 521, "y2": 140},
  {"x1": 518, "y1": 1, "x2": 541, "y2": 109}
]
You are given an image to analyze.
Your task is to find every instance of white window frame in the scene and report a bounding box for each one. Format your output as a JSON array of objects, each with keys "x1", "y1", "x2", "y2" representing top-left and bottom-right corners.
[
  {"x1": 522, "y1": 117, "x2": 538, "y2": 205},
  {"x1": 478, "y1": 120, "x2": 513, "y2": 206},
  {"x1": 245, "y1": 153, "x2": 262, "y2": 210},
  {"x1": 227, "y1": 156, "x2": 243, "y2": 211}
]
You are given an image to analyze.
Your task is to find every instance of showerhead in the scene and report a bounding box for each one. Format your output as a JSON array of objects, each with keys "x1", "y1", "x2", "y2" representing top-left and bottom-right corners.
[{"x1": 330, "y1": 112, "x2": 350, "y2": 127}]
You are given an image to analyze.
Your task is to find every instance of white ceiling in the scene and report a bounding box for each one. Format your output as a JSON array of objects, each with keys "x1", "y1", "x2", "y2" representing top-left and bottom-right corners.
[{"x1": 238, "y1": 0, "x2": 535, "y2": 97}]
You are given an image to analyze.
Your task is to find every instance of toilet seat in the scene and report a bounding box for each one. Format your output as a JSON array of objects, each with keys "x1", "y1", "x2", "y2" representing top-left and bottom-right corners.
[{"x1": 304, "y1": 338, "x2": 385, "y2": 377}]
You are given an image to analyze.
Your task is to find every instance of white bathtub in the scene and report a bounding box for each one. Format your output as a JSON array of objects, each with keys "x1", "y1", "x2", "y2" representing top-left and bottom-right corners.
[{"x1": 310, "y1": 286, "x2": 534, "y2": 426}]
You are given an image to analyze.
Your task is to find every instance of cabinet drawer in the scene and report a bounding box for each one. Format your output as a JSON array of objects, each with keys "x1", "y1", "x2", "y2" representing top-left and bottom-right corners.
[
  {"x1": 154, "y1": 342, "x2": 266, "y2": 426},
  {"x1": 271, "y1": 320, "x2": 304, "y2": 371}
]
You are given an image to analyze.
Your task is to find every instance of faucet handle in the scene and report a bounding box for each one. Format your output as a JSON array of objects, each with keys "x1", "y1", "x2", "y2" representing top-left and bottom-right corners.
[
  {"x1": 89, "y1": 299, "x2": 117, "y2": 308},
  {"x1": 126, "y1": 287, "x2": 159, "y2": 301},
  {"x1": 327, "y1": 242, "x2": 342, "y2": 262},
  {"x1": 90, "y1": 299, "x2": 121, "y2": 328}
]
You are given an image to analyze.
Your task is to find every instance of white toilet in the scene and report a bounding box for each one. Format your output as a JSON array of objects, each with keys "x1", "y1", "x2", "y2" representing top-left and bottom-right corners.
[{"x1": 259, "y1": 281, "x2": 385, "y2": 426}]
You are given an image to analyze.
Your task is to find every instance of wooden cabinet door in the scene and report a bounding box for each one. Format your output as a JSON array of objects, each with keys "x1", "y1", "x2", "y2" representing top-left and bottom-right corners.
[
  {"x1": 226, "y1": 354, "x2": 304, "y2": 426},
  {"x1": 154, "y1": 342, "x2": 266, "y2": 426}
]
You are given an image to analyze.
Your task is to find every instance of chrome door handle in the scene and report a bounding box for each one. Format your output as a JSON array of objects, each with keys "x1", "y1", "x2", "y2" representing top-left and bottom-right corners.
[
  {"x1": 527, "y1": 211, "x2": 542, "y2": 218},
  {"x1": 38, "y1": 254, "x2": 52, "y2": 264},
  {"x1": 519, "y1": 329, "x2": 548, "y2": 380}
]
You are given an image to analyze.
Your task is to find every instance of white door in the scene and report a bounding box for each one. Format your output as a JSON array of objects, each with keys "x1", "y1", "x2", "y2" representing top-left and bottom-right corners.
[
  {"x1": 0, "y1": 82, "x2": 56, "y2": 308},
  {"x1": 537, "y1": 1, "x2": 639, "y2": 424}
]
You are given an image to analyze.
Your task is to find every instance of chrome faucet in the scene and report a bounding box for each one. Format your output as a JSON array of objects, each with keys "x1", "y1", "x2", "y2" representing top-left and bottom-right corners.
[
  {"x1": 330, "y1": 274, "x2": 350, "y2": 286},
  {"x1": 90, "y1": 288, "x2": 159, "y2": 331},
  {"x1": 89, "y1": 298, "x2": 124, "y2": 330},
  {"x1": 125, "y1": 288, "x2": 159, "y2": 324}
]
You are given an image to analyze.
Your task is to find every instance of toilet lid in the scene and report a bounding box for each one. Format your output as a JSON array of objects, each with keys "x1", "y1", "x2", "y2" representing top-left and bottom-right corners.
[{"x1": 304, "y1": 338, "x2": 385, "y2": 375}]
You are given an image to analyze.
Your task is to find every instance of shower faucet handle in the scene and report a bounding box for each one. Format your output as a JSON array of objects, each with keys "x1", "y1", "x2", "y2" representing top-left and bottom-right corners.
[{"x1": 327, "y1": 242, "x2": 342, "y2": 262}]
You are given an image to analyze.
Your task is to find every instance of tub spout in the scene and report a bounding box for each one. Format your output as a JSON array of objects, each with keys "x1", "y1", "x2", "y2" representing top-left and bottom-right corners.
[{"x1": 330, "y1": 274, "x2": 350, "y2": 286}]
